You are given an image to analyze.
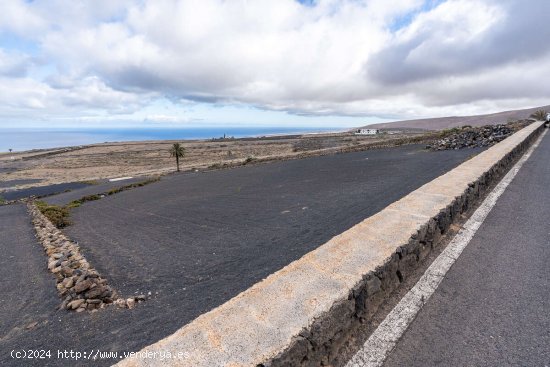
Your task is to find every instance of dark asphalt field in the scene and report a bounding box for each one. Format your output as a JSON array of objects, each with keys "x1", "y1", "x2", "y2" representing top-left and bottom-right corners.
[
  {"x1": 384, "y1": 134, "x2": 550, "y2": 366},
  {"x1": 1, "y1": 182, "x2": 91, "y2": 201},
  {"x1": 1, "y1": 177, "x2": 151, "y2": 203},
  {"x1": 0, "y1": 179, "x2": 42, "y2": 188},
  {"x1": 44, "y1": 177, "x2": 154, "y2": 206},
  {"x1": 1, "y1": 144, "x2": 480, "y2": 366},
  {"x1": 0, "y1": 204, "x2": 60, "y2": 342}
]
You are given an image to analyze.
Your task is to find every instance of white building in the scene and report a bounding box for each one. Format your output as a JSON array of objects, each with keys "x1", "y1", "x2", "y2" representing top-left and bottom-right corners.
[{"x1": 355, "y1": 128, "x2": 379, "y2": 135}]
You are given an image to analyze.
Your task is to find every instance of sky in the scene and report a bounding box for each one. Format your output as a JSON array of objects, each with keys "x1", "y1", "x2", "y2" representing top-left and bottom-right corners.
[{"x1": 0, "y1": 0, "x2": 549, "y2": 129}]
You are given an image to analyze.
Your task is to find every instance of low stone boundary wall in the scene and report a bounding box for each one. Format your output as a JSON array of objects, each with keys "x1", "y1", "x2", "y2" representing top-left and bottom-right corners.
[
  {"x1": 28, "y1": 202, "x2": 147, "y2": 312},
  {"x1": 117, "y1": 121, "x2": 545, "y2": 366}
]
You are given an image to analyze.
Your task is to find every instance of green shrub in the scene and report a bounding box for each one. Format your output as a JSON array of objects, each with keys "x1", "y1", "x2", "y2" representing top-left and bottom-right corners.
[
  {"x1": 35, "y1": 201, "x2": 71, "y2": 228},
  {"x1": 106, "y1": 177, "x2": 160, "y2": 195},
  {"x1": 80, "y1": 194, "x2": 101, "y2": 202},
  {"x1": 244, "y1": 156, "x2": 256, "y2": 164},
  {"x1": 66, "y1": 201, "x2": 81, "y2": 209},
  {"x1": 67, "y1": 194, "x2": 102, "y2": 208},
  {"x1": 530, "y1": 109, "x2": 547, "y2": 121},
  {"x1": 107, "y1": 188, "x2": 119, "y2": 195}
]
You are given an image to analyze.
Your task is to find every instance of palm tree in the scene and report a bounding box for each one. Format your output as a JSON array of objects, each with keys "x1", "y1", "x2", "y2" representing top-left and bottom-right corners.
[
  {"x1": 530, "y1": 109, "x2": 547, "y2": 121},
  {"x1": 169, "y1": 143, "x2": 185, "y2": 172}
]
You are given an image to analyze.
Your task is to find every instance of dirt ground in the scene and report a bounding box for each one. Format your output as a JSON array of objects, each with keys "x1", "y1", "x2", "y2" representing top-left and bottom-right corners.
[{"x1": 0, "y1": 131, "x2": 428, "y2": 190}]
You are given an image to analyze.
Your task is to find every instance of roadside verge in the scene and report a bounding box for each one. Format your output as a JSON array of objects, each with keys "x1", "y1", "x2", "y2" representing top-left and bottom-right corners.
[{"x1": 116, "y1": 121, "x2": 545, "y2": 367}]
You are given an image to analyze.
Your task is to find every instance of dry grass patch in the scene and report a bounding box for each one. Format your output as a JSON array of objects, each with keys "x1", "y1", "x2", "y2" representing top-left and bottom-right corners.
[{"x1": 35, "y1": 200, "x2": 71, "y2": 228}]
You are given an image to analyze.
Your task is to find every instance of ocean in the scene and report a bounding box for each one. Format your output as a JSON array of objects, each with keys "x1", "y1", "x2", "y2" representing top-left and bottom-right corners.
[{"x1": 0, "y1": 127, "x2": 342, "y2": 152}]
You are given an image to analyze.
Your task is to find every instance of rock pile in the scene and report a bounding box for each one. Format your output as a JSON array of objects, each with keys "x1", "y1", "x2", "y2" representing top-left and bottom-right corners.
[
  {"x1": 427, "y1": 124, "x2": 515, "y2": 151},
  {"x1": 28, "y1": 202, "x2": 146, "y2": 312}
]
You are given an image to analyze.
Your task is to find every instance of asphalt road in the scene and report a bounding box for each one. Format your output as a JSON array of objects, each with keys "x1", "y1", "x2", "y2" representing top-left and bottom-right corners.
[
  {"x1": 383, "y1": 134, "x2": 550, "y2": 366},
  {"x1": 1, "y1": 144, "x2": 480, "y2": 366}
]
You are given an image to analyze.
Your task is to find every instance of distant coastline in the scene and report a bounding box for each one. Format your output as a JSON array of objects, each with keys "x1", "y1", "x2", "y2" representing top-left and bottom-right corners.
[{"x1": 0, "y1": 127, "x2": 344, "y2": 152}]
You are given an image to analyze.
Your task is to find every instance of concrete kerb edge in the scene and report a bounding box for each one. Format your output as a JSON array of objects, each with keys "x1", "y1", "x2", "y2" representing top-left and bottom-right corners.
[{"x1": 116, "y1": 122, "x2": 545, "y2": 367}]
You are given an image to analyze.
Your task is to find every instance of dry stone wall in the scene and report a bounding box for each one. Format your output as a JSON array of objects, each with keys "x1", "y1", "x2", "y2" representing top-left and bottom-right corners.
[{"x1": 28, "y1": 202, "x2": 146, "y2": 312}]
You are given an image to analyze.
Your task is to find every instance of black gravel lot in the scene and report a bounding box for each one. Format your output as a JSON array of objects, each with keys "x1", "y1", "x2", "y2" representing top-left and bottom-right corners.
[
  {"x1": 1, "y1": 145, "x2": 480, "y2": 366},
  {"x1": 0, "y1": 179, "x2": 42, "y2": 189},
  {"x1": 1, "y1": 182, "x2": 90, "y2": 201},
  {"x1": 0, "y1": 204, "x2": 59, "y2": 340},
  {"x1": 44, "y1": 177, "x2": 154, "y2": 206}
]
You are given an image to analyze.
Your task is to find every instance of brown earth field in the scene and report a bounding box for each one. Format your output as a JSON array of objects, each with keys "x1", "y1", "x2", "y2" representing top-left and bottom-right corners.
[
  {"x1": 1, "y1": 105, "x2": 539, "y2": 192},
  {"x1": 0, "y1": 130, "x2": 433, "y2": 191}
]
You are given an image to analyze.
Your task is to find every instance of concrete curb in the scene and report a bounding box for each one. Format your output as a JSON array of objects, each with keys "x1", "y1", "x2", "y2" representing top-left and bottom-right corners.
[{"x1": 116, "y1": 121, "x2": 545, "y2": 367}]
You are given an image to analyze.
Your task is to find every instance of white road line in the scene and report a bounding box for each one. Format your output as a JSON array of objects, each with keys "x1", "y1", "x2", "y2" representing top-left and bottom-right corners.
[
  {"x1": 108, "y1": 176, "x2": 134, "y2": 182},
  {"x1": 346, "y1": 129, "x2": 547, "y2": 367}
]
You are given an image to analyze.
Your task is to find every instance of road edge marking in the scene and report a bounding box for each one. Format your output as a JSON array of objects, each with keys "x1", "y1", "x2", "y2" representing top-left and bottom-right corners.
[{"x1": 345, "y1": 128, "x2": 547, "y2": 367}]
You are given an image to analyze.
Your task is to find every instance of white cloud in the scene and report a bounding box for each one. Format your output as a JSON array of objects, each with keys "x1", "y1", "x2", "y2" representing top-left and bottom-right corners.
[
  {"x1": 0, "y1": 49, "x2": 32, "y2": 77},
  {"x1": 0, "y1": 0, "x2": 48, "y2": 37},
  {"x1": 0, "y1": 0, "x2": 549, "y2": 127},
  {"x1": 144, "y1": 114, "x2": 192, "y2": 124},
  {"x1": 0, "y1": 75, "x2": 149, "y2": 120}
]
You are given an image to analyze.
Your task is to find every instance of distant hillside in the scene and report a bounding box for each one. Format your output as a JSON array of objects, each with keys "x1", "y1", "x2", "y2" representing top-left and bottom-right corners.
[{"x1": 365, "y1": 105, "x2": 549, "y2": 131}]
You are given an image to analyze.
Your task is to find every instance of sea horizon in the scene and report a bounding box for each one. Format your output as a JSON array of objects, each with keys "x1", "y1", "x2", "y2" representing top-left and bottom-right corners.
[{"x1": 0, "y1": 126, "x2": 346, "y2": 152}]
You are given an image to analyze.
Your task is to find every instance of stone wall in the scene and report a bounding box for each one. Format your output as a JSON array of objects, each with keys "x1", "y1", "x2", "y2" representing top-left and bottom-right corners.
[
  {"x1": 28, "y1": 202, "x2": 147, "y2": 312},
  {"x1": 116, "y1": 122, "x2": 544, "y2": 367}
]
